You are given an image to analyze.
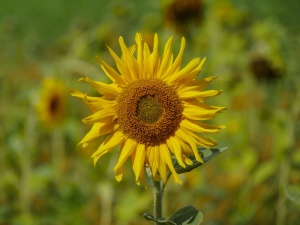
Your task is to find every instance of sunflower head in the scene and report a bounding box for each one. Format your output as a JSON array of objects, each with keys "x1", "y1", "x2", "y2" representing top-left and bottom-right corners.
[
  {"x1": 164, "y1": 0, "x2": 205, "y2": 33},
  {"x1": 37, "y1": 78, "x2": 67, "y2": 129},
  {"x1": 250, "y1": 55, "x2": 282, "y2": 82},
  {"x1": 72, "y1": 33, "x2": 225, "y2": 185}
]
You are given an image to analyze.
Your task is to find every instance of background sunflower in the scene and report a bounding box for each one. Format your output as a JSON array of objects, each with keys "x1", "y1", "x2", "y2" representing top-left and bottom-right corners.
[{"x1": 37, "y1": 78, "x2": 67, "y2": 129}]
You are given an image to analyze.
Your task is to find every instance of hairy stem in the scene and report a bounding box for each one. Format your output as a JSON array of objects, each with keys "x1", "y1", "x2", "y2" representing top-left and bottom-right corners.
[{"x1": 152, "y1": 178, "x2": 163, "y2": 224}]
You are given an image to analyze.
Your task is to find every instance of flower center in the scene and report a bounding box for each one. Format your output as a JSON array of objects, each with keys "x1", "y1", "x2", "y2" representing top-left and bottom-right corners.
[
  {"x1": 116, "y1": 79, "x2": 183, "y2": 146},
  {"x1": 49, "y1": 94, "x2": 61, "y2": 116},
  {"x1": 136, "y1": 95, "x2": 163, "y2": 123}
]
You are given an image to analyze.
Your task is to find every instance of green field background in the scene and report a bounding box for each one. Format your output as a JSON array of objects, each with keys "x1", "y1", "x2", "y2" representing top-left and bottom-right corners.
[{"x1": 1, "y1": 0, "x2": 299, "y2": 224}]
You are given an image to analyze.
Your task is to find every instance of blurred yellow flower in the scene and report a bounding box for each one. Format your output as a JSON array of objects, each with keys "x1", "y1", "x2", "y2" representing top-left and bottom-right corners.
[
  {"x1": 37, "y1": 78, "x2": 66, "y2": 128},
  {"x1": 72, "y1": 33, "x2": 224, "y2": 185}
]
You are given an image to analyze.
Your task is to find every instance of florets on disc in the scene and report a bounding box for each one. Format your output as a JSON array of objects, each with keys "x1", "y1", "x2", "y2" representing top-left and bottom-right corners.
[{"x1": 117, "y1": 79, "x2": 183, "y2": 146}]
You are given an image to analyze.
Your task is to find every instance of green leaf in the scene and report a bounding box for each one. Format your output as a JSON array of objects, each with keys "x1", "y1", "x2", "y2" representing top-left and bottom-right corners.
[
  {"x1": 199, "y1": 147, "x2": 228, "y2": 163},
  {"x1": 143, "y1": 213, "x2": 155, "y2": 221},
  {"x1": 284, "y1": 185, "x2": 300, "y2": 205},
  {"x1": 157, "y1": 218, "x2": 177, "y2": 225},
  {"x1": 174, "y1": 147, "x2": 228, "y2": 174},
  {"x1": 169, "y1": 206, "x2": 203, "y2": 225},
  {"x1": 143, "y1": 213, "x2": 177, "y2": 225}
]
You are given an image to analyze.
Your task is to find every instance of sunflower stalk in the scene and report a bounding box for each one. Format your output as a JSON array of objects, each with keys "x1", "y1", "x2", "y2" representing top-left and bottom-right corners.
[{"x1": 152, "y1": 179, "x2": 164, "y2": 224}]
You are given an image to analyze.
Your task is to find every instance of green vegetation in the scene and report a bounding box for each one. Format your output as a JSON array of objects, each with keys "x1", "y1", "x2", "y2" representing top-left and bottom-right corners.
[{"x1": 1, "y1": 0, "x2": 299, "y2": 224}]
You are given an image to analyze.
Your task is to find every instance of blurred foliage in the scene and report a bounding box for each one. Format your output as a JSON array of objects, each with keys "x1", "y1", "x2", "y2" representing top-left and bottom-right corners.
[{"x1": 0, "y1": 0, "x2": 300, "y2": 224}]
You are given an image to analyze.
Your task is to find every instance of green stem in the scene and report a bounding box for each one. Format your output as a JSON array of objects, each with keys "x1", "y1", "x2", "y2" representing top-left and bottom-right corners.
[
  {"x1": 152, "y1": 178, "x2": 163, "y2": 224},
  {"x1": 20, "y1": 109, "x2": 35, "y2": 221},
  {"x1": 52, "y1": 128, "x2": 64, "y2": 185}
]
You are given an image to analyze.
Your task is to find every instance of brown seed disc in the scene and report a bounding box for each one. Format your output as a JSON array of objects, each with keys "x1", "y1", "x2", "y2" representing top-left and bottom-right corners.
[
  {"x1": 49, "y1": 93, "x2": 63, "y2": 118},
  {"x1": 116, "y1": 79, "x2": 183, "y2": 146}
]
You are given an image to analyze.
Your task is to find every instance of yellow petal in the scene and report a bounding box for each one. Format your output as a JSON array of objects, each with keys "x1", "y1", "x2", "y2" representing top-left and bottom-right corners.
[
  {"x1": 106, "y1": 45, "x2": 133, "y2": 82},
  {"x1": 114, "y1": 167, "x2": 124, "y2": 182},
  {"x1": 148, "y1": 33, "x2": 160, "y2": 77},
  {"x1": 182, "y1": 155, "x2": 193, "y2": 165},
  {"x1": 147, "y1": 146, "x2": 159, "y2": 177},
  {"x1": 142, "y1": 43, "x2": 151, "y2": 77},
  {"x1": 160, "y1": 144, "x2": 182, "y2": 185},
  {"x1": 135, "y1": 165, "x2": 146, "y2": 186},
  {"x1": 178, "y1": 57, "x2": 207, "y2": 82},
  {"x1": 168, "y1": 58, "x2": 200, "y2": 84},
  {"x1": 70, "y1": 89, "x2": 84, "y2": 98},
  {"x1": 194, "y1": 135, "x2": 217, "y2": 148},
  {"x1": 176, "y1": 129, "x2": 202, "y2": 163},
  {"x1": 92, "y1": 130, "x2": 125, "y2": 164},
  {"x1": 96, "y1": 56, "x2": 127, "y2": 87},
  {"x1": 135, "y1": 33, "x2": 143, "y2": 66},
  {"x1": 82, "y1": 109, "x2": 115, "y2": 124},
  {"x1": 78, "y1": 122, "x2": 115, "y2": 146},
  {"x1": 158, "y1": 157, "x2": 168, "y2": 183},
  {"x1": 114, "y1": 139, "x2": 136, "y2": 170},
  {"x1": 162, "y1": 37, "x2": 186, "y2": 80},
  {"x1": 83, "y1": 94, "x2": 115, "y2": 112},
  {"x1": 166, "y1": 137, "x2": 186, "y2": 168},
  {"x1": 156, "y1": 36, "x2": 173, "y2": 78},
  {"x1": 119, "y1": 36, "x2": 141, "y2": 80},
  {"x1": 179, "y1": 89, "x2": 222, "y2": 100},
  {"x1": 79, "y1": 77, "x2": 120, "y2": 99},
  {"x1": 133, "y1": 143, "x2": 146, "y2": 182},
  {"x1": 181, "y1": 119, "x2": 224, "y2": 133},
  {"x1": 183, "y1": 99, "x2": 226, "y2": 112},
  {"x1": 183, "y1": 104, "x2": 223, "y2": 121}
]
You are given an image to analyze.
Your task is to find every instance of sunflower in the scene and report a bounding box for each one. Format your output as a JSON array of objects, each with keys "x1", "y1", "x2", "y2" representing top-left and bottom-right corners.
[
  {"x1": 71, "y1": 33, "x2": 224, "y2": 185},
  {"x1": 37, "y1": 78, "x2": 66, "y2": 128},
  {"x1": 164, "y1": 0, "x2": 205, "y2": 33}
]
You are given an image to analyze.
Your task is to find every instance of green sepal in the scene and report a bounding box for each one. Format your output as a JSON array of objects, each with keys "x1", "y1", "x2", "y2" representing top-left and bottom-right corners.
[
  {"x1": 174, "y1": 147, "x2": 228, "y2": 174},
  {"x1": 169, "y1": 206, "x2": 203, "y2": 225}
]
